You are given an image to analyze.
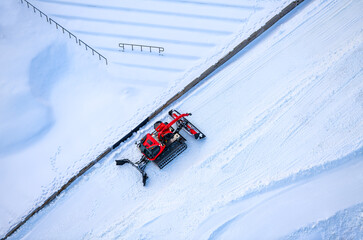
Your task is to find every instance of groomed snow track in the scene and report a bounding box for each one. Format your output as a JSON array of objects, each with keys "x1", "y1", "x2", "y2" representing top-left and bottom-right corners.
[
  {"x1": 2, "y1": 1, "x2": 306, "y2": 239},
  {"x1": 4, "y1": 0, "x2": 363, "y2": 237}
]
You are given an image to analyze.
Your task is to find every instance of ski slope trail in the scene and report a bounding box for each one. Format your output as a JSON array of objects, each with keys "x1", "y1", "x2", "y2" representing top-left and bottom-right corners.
[
  {"x1": 0, "y1": 0, "x2": 295, "y2": 237},
  {"x1": 9, "y1": 0, "x2": 363, "y2": 239}
]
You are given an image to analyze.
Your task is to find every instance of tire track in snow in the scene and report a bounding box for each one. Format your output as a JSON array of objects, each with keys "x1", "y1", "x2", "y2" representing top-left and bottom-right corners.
[
  {"x1": 176, "y1": 0, "x2": 344, "y2": 114},
  {"x1": 282, "y1": 68, "x2": 363, "y2": 145},
  {"x1": 192, "y1": 27, "x2": 363, "y2": 196},
  {"x1": 191, "y1": 70, "x2": 319, "y2": 173}
]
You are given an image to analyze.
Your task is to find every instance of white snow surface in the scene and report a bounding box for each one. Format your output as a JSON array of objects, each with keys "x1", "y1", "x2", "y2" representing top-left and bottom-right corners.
[
  {"x1": 0, "y1": 0, "x2": 293, "y2": 236},
  {"x1": 1, "y1": 0, "x2": 363, "y2": 239}
]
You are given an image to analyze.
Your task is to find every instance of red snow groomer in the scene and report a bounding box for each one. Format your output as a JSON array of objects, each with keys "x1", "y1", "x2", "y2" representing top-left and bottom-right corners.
[{"x1": 116, "y1": 110, "x2": 205, "y2": 185}]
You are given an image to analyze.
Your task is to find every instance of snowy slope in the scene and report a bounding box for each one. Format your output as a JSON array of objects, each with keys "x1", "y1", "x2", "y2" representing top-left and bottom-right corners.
[
  {"x1": 7, "y1": 0, "x2": 363, "y2": 239},
  {"x1": 33, "y1": 0, "x2": 279, "y2": 82},
  {"x1": 30, "y1": 0, "x2": 298, "y2": 104},
  {"x1": 0, "y1": 0, "x2": 294, "y2": 237}
]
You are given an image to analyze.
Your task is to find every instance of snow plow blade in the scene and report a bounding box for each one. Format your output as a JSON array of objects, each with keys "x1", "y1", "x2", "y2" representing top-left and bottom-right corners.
[{"x1": 115, "y1": 159, "x2": 148, "y2": 186}]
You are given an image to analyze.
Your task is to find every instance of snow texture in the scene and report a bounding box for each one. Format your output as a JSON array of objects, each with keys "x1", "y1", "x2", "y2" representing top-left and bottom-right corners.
[
  {"x1": 0, "y1": 0, "x2": 294, "y2": 236},
  {"x1": 1, "y1": 0, "x2": 363, "y2": 239}
]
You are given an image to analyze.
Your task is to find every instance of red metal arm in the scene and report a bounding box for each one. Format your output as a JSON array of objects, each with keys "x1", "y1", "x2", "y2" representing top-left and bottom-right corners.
[{"x1": 162, "y1": 113, "x2": 190, "y2": 132}]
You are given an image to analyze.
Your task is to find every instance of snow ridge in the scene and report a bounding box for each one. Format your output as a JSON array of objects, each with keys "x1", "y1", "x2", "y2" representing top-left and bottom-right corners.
[{"x1": 283, "y1": 203, "x2": 363, "y2": 239}]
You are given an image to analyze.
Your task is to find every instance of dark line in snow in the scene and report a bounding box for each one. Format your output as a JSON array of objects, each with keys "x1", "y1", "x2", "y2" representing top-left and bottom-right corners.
[
  {"x1": 113, "y1": 62, "x2": 184, "y2": 72},
  {"x1": 146, "y1": 0, "x2": 264, "y2": 10},
  {"x1": 36, "y1": 0, "x2": 243, "y2": 22},
  {"x1": 50, "y1": 14, "x2": 234, "y2": 35},
  {"x1": 74, "y1": 30, "x2": 215, "y2": 47}
]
